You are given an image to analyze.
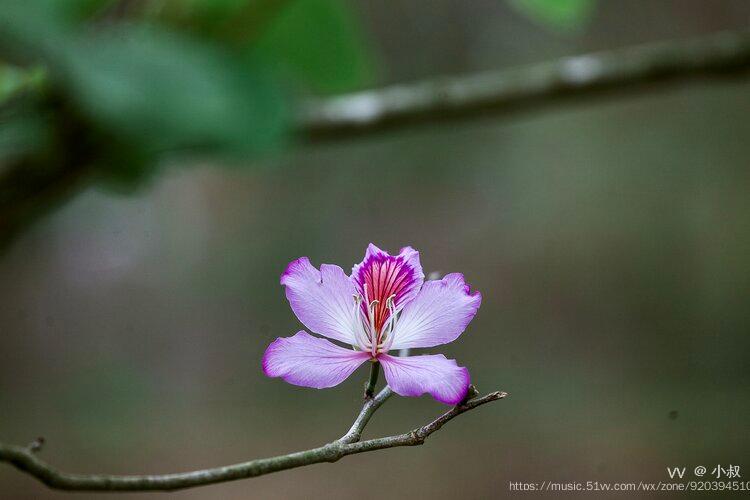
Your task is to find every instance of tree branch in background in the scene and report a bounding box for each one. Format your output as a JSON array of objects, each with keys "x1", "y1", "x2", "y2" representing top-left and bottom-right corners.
[
  {"x1": 0, "y1": 386, "x2": 506, "y2": 492},
  {"x1": 2, "y1": 29, "x2": 750, "y2": 246},
  {"x1": 299, "y1": 29, "x2": 750, "y2": 140}
]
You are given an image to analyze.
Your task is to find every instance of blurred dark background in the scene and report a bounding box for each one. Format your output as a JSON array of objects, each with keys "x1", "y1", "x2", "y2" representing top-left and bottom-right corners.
[{"x1": 1, "y1": 1, "x2": 750, "y2": 498}]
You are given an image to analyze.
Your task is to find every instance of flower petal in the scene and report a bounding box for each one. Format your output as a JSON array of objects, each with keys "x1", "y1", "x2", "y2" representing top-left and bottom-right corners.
[
  {"x1": 389, "y1": 273, "x2": 481, "y2": 350},
  {"x1": 263, "y1": 331, "x2": 370, "y2": 389},
  {"x1": 351, "y1": 243, "x2": 425, "y2": 332},
  {"x1": 378, "y1": 353, "x2": 470, "y2": 405},
  {"x1": 281, "y1": 257, "x2": 358, "y2": 344}
]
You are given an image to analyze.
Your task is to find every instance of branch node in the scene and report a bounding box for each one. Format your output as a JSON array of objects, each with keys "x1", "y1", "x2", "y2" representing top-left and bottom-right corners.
[
  {"x1": 27, "y1": 437, "x2": 45, "y2": 454},
  {"x1": 409, "y1": 430, "x2": 426, "y2": 445},
  {"x1": 324, "y1": 443, "x2": 345, "y2": 463},
  {"x1": 460, "y1": 384, "x2": 481, "y2": 406}
]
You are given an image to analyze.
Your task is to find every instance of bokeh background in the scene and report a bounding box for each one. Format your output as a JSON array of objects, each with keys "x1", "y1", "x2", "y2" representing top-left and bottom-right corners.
[{"x1": 2, "y1": 1, "x2": 750, "y2": 498}]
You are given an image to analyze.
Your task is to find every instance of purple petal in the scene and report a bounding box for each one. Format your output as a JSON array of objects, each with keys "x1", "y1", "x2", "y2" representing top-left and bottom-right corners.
[
  {"x1": 281, "y1": 257, "x2": 358, "y2": 344},
  {"x1": 351, "y1": 244, "x2": 424, "y2": 332},
  {"x1": 263, "y1": 331, "x2": 371, "y2": 389},
  {"x1": 389, "y1": 273, "x2": 481, "y2": 350},
  {"x1": 378, "y1": 353, "x2": 470, "y2": 405}
]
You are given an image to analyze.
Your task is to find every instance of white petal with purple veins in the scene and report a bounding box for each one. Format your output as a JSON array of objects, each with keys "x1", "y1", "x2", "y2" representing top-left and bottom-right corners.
[
  {"x1": 379, "y1": 353, "x2": 470, "y2": 405},
  {"x1": 389, "y1": 273, "x2": 481, "y2": 350},
  {"x1": 263, "y1": 331, "x2": 370, "y2": 389},
  {"x1": 280, "y1": 257, "x2": 358, "y2": 345}
]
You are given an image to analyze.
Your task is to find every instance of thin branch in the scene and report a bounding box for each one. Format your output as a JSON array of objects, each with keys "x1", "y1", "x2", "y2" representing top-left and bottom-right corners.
[
  {"x1": 0, "y1": 387, "x2": 506, "y2": 492},
  {"x1": 299, "y1": 29, "x2": 750, "y2": 140},
  {"x1": 346, "y1": 390, "x2": 506, "y2": 452},
  {"x1": 339, "y1": 386, "x2": 393, "y2": 444}
]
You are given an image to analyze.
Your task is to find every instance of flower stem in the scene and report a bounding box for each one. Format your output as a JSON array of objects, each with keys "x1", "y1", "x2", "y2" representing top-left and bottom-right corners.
[{"x1": 364, "y1": 361, "x2": 380, "y2": 398}]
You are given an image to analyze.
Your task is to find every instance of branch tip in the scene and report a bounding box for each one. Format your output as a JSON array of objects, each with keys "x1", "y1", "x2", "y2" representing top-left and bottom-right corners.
[
  {"x1": 27, "y1": 437, "x2": 45, "y2": 454},
  {"x1": 460, "y1": 384, "x2": 480, "y2": 405}
]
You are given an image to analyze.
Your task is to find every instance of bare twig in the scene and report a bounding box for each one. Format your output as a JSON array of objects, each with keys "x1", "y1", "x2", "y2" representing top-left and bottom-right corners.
[
  {"x1": 0, "y1": 387, "x2": 506, "y2": 492},
  {"x1": 299, "y1": 29, "x2": 750, "y2": 140},
  {"x1": 340, "y1": 385, "x2": 393, "y2": 444}
]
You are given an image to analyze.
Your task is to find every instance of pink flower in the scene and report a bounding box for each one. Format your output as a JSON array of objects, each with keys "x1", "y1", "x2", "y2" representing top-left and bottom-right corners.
[{"x1": 262, "y1": 244, "x2": 481, "y2": 405}]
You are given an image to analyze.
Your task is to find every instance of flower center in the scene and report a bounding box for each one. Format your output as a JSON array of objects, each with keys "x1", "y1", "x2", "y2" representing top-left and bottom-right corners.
[
  {"x1": 350, "y1": 248, "x2": 420, "y2": 356},
  {"x1": 352, "y1": 290, "x2": 399, "y2": 356}
]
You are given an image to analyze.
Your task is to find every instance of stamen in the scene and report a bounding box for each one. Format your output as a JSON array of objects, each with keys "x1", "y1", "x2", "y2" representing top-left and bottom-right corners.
[
  {"x1": 380, "y1": 294, "x2": 398, "y2": 352},
  {"x1": 352, "y1": 294, "x2": 371, "y2": 351},
  {"x1": 352, "y1": 290, "x2": 400, "y2": 355}
]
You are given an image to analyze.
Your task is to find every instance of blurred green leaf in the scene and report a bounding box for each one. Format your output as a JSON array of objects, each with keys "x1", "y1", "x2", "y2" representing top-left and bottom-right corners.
[
  {"x1": 67, "y1": 0, "x2": 113, "y2": 21},
  {"x1": 143, "y1": 0, "x2": 249, "y2": 29},
  {"x1": 0, "y1": 64, "x2": 44, "y2": 106},
  {"x1": 141, "y1": 0, "x2": 375, "y2": 94},
  {"x1": 509, "y1": 0, "x2": 596, "y2": 32},
  {"x1": 61, "y1": 27, "x2": 288, "y2": 155},
  {"x1": 181, "y1": 0, "x2": 249, "y2": 20},
  {"x1": 0, "y1": 0, "x2": 290, "y2": 189},
  {"x1": 253, "y1": 0, "x2": 375, "y2": 94},
  {"x1": 0, "y1": 101, "x2": 52, "y2": 162}
]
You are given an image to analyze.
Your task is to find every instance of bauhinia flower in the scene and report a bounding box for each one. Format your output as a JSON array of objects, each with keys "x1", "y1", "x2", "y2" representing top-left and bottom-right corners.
[{"x1": 262, "y1": 244, "x2": 482, "y2": 405}]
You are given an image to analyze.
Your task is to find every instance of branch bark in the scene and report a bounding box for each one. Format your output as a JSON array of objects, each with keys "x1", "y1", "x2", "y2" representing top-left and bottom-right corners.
[
  {"x1": 299, "y1": 29, "x2": 750, "y2": 140},
  {"x1": 0, "y1": 387, "x2": 506, "y2": 492}
]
